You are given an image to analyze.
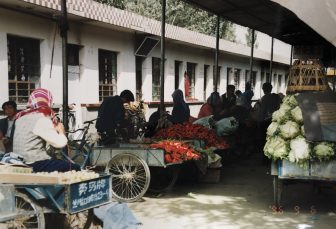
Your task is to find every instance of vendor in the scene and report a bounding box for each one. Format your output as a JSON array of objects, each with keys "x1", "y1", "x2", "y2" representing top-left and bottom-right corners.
[
  {"x1": 170, "y1": 89, "x2": 190, "y2": 124},
  {"x1": 0, "y1": 101, "x2": 17, "y2": 152},
  {"x1": 13, "y1": 88, "x2": 80, "y2": 172},
  {"x1": 198, "y1": 92, "x2": 221, "y2": 119},
  {"x1": 95, "y1": 89, "x2": 135, "y2": 143}
]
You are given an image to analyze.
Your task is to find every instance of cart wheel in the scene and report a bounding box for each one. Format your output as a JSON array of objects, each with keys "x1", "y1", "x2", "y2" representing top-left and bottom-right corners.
[
  {"x1": 6, "y1": 192, "x2": 45, "y2": 229},
  {"x1": 148, "y1": 166, "x2": 180, "y2": 194},
  {"x1": 273, "y1": 176, "x2": 283, "y2": 208},
  {"x1": 106, "y1": 153, "x2": 150, "y2": 202}
]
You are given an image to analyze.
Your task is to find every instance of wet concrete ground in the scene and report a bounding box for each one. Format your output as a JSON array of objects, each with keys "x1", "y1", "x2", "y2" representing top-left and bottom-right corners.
[{"x1": 129, "y1": 154, "x2": 336, "y2": 229}]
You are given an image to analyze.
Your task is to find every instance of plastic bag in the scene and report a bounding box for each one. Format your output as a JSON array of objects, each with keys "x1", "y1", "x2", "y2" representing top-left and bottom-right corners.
[
  {"x1": 214, "y1": 117, "x2": 239, "y2": 136},
  {"x1": 193, "y1": 115, "x2": 214, "y2": 129}
]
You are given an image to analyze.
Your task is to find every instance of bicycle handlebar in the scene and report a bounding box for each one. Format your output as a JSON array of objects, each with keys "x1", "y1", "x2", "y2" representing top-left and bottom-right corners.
[{"x1": 83, "y1": 118, "x2": 97, "y2": 125}]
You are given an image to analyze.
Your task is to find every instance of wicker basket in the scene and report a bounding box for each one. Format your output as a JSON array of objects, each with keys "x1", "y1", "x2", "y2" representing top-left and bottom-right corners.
[{"x1": 287, "y1": 59, "x2": 330, "y2": 93}]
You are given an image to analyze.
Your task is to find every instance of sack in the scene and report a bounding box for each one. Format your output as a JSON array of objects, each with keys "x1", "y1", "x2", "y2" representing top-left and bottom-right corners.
[
  {"x1": 214, "y1": 117, "x2": 239, "y2": 136},
  {"x1": 1, "y1": 152, "x2": 25, "y2": 165},
  {"x1": 193, "y1": 115, "x2": 214, "y2": 129}
]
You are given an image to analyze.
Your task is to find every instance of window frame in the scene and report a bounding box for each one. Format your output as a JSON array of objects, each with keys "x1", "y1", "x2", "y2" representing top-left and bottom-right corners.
[
  {"x1": 7, "y1": 35, "x2": 41, "y2": 104},
  {"x1": 98, "y1": 49, "x2": 118, "y2": 102},
  {"x1": 186, "y1": 62, "x2": 197, "y2": 99}
]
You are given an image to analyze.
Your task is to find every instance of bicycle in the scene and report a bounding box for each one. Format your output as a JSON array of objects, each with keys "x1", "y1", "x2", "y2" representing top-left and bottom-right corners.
[{"x1": 63, "y1": 119, "x2": 151, "y2": 203}]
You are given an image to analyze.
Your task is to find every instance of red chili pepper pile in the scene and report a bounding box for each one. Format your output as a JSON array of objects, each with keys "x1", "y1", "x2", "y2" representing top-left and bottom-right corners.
[
  {"x1": 150, "y1": 140, "x2": 200, "y2": 163},
  {"x1": 153, "y1": 123, "x2": 229, "y2": 149}
]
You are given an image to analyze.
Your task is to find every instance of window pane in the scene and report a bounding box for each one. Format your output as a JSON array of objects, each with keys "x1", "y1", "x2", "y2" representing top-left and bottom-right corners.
[
  {"x1": 7, "y1": 35, "x2": 40, "y2": 104},
  {"x1": 98, "y1": 49, "x2": 118, "y2": 101}
]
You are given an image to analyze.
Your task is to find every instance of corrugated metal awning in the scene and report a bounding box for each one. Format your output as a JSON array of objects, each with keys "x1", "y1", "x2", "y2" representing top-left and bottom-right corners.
[{"x1": 182, "y1": 0, "x2": 334, "y2": 48}]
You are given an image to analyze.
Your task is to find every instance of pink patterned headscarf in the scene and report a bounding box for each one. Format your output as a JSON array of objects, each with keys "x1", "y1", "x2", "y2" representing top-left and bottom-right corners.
[{"x1": 15, "y1": 88, "x2": 58, "y2": 125}]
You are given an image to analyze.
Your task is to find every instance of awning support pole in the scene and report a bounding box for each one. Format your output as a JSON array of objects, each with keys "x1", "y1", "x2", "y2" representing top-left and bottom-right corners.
[
  {"x1": 249, "y1": 29, "x2": 255, "y2": 88},
  {"x1": 214, "y1": 15, "x2": 220, "y2": 92},
  {"x1": 270, "y1": 37, "x2": 274, "y2": 82},
  {"x1": 160, "y1": 0, "x2": 166, "y2": 113},
  {"x1": 61, "y1": 0, "x2": 69, "y2": 134},
  {"x1": 290, "y1": 45, "x2": 293, "y2": 66}
]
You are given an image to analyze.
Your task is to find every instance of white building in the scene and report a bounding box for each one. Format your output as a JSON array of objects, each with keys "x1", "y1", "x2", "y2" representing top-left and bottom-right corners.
[{"x1": 0, "y1": 0, "x2": 291, "y2": 125}]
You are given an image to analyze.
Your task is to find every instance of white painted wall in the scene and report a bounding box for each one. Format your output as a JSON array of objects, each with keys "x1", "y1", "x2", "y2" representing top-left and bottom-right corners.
[{"x1": 0, "y1": 8, "x2": 290, "y2": 123}]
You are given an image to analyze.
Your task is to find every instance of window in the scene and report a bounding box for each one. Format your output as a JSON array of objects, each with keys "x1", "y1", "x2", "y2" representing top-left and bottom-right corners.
[
  {"x1": 98, "y1": 49, "x2": 117, "y2": 102},
  {"x1": 136, "y1": 56, "x2": 143, "y2": 101},
  {"x1": 266, "y1": 73, "x2": 271, "y2": 83},
  {"x1": 175, "y1": 61, "x2": 182, "y2": 90},
  {"x1": 67, "y1": 44, "x2": 80, "y2": 66},
  {"x1": 152, "y1": 57, "x2": 161, "y2": 101},
  {"x1": 285, "y1": 74, "x2": 289, "y2": 87},
  {"x1": 245, "y1": 70, "x2": 257, "y2": 89},
  {"x1": 7, "y1": 35, "x2": 40, "y2": 104},
  {"x1": 260, "y1": 71, "x2": 264, "y2": 84},
  {"x1": 186, "y1": 62, "x2": 196, "y2": 99},
  {"x1": 234, "y1": 69, "x2": 241, "y2": 89},
  {"x1": 277, "y1": 74, "x2": 282, "y2": 92},
  {"x1": 204, "y1": 65, "x2": 209, "y2": 100},
  {"x1": 273, "y1": 74, "x2": 277, "y2": 90},
  {"x1": 227, "y1": 67, "x2": 233, "y2": 87}
]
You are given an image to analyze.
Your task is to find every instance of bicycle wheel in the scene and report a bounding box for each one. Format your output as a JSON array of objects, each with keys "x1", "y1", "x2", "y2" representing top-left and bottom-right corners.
[
  {"x1": 106, "y1": 153, "x2": 150, "y2": 202},
  {"x1": 148, "y1": 166, "x2": 180, "y2": 194},
  {"x1": 7, "y1": 192, "x2": 45, "y2": 229},
  {"x1": 67, "y1": 141, "x2": 90, "y2": 169}
]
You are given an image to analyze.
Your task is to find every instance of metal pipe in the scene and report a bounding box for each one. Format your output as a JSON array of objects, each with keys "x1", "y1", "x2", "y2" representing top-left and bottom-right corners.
[
  {"x1": 249, "y1": 29, "x2": 255, "y2": 88},
  {"x1": 290, "y1": 45, "x2": 293, "y2": 66},
  {"x1": 160, "y1": 0, "x2": 166, "y2": 113},
  {"x1": 270, "y1": 37, "x2": 274, "y2": 82},
  {"x1": 61, "y1": 0, "x2": 68, "y2": 133},
  {"x1": 214, "y1": 15, "x2": 220, "y2": 92}
]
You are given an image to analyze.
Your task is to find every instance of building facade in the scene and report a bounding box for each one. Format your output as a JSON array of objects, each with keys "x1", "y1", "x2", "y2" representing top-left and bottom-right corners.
[{"x1": 0, "y1": 0, "x2": 291, "y2": 125}]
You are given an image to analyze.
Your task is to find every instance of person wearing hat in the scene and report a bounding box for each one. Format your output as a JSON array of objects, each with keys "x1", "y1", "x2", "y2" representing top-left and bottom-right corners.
[
  {"x1": 13, "y1": 88, "x2": 80, "y2": 172},
  {"x1": 0, "y1": 101, "x2": 18, "y2": 152}
]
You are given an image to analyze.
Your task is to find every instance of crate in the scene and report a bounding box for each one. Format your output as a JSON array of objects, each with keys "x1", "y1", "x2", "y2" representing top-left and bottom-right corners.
[{"x1": 198, "y1": 168, "x2": 221, "y2": 183}]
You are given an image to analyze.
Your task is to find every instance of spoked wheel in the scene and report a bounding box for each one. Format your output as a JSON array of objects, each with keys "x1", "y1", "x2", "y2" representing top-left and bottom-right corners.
[
  {"x1": 45, "y1": 210, "x2": 99, "y2": 229},
  {"x1": 106, "y1": 153, "x2": 150, "y2": 202},
  {"x1": 7, "y1": 192, "x2": 45, "y2": 229},
  {"x1": 148, "y1": 166, "x2": 180, "y2": 194}
]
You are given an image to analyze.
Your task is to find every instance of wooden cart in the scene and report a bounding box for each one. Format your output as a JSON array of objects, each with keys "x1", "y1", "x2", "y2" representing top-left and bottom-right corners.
[{"x1": 0, "y1": 174, "x2": 111, "y2": 229}]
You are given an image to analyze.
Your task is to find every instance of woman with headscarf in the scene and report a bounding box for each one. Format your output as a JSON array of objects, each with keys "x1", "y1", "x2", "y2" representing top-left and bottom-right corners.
[
  {"x1": 197, "y1": 92, "x2": 221, "y2": 119},
  {"x1": 13, "y1": 88, "x2": 80, "y2": 172},
  {"x1": 170, "y1": 89, "x2": 190, "y2": 124}
]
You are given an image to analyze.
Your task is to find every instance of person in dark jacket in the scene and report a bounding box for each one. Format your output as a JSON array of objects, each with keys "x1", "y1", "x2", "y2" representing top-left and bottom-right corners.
[
  {"x1": 95, "y1": 90, "x2": 135, "y2": 143},
  {"x1": 170, "y1": 89, "x2": 190, "y2": 124},
  {"x1": 221, "y1": 84, "x2": 236, "y2": 110},
  {"x1": 0, "y1": 101, "x2": 17, "y2": 152}
]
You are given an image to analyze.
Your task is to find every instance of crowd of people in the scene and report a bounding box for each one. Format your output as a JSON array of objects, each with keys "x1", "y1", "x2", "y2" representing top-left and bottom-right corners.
[{"x1": 0, "y1": 81, "x2": 282, "y2": 172}]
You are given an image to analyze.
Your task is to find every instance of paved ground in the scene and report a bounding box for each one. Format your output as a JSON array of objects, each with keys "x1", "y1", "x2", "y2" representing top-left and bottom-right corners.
[{"x1": 129, "y1": 154, "x2": 336, "y2": 229}]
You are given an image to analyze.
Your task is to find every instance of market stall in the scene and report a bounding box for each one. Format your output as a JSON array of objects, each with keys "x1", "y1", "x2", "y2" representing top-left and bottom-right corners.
[
  {"x1": 0, "y1": 165, "x2": 111, "y2": 228},
  {"x1": 264, "y1": 89, "x2": 336, "y2": 208}
]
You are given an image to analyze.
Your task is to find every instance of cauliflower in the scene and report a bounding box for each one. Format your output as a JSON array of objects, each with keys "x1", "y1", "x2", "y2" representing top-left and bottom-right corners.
[
  {"x1": 279, "y1": 120, "x2": 300, "y2": 139},
  {"x1": 313, "y1": 142, "x2": 335, "y2": 161},
  {"x1": 291, "y1": 106, "x2": 303, "y2": 123},
  {"x1": 272, "y1": 104, "x2": 291, "y2": 123},
  {"x1": 283, "y1": 95, "x2": 298, "y2": 108},
  {"x1": 301, "y1": 125, "x2": 305, "y2": 136},
  {"x1": 264, "y1": 136, "x2": 289, "y2": 160},
  {"x1": 267, "y1": 122, "x2": 279, "y2": 137},
  {"x1": 288, "y1": 136, "x2": 311, "y2": 164}
]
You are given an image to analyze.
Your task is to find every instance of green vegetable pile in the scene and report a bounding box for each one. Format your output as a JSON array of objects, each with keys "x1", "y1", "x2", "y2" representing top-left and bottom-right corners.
[{"x1": 264, "y1": 94, "x2": 336, "y2": 166}]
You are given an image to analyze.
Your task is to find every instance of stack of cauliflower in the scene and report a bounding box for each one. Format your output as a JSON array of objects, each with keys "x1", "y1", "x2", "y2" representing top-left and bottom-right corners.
[{"x1": 264, "y1": 95, "x2": 336, "y2": 166}]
